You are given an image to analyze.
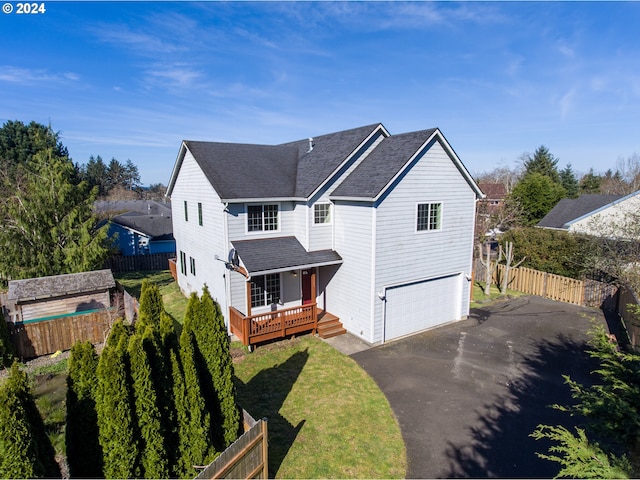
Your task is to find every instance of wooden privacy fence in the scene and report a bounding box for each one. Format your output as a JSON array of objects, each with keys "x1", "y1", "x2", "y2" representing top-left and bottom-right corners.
[
  {"x1": 104, "y1": 252, "x2": 175, "y2": 273},
  {"x1": 475, "y1": 261, "x2": 618, "y2": 308},
  {"x1": 7, "y1": 309, "x2": 115, "y2": 359},
  {"x1": 196, "y1": 410, "x2": 268, "y2": 479}
]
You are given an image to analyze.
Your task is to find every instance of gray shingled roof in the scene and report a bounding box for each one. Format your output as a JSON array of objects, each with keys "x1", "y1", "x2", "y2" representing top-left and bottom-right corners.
[
  {"x1": 95, "y1": 200, "x2": 171, "y2": 216},
  {"x1": 112, "y1": 211, "x2": 174, "y2": 239},
  {"x1": 184, "y1": 124, "x2": 381, "y2": 200},
  {"x1": 231, "y1": 237, "x2": 342, "y2": 275},
  {"x1": 8, "y1": 269, "x2": 115, "y2": 302},
  {"x1": 537, "y1": 194, "x2": 623, "y2": 229},
  {"x1": 185, "y1": 142, "x2": 300, "y2": 199},
  {"x1": 330, "y1": 129, "x2": 436, "y2": 199}
]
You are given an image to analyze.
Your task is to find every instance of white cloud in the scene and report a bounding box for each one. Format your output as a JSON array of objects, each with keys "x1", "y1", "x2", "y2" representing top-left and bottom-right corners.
[
  {"x1": 0, "y1": 66, "x2": 80, "y2": 84},
  {"x1": 558, "y1": 87, "x2": 578, "y2": 118}
]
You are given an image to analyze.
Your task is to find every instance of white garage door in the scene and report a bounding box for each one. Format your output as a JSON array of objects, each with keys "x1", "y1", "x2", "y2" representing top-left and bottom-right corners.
[{"x1": 384, "y1": 274, "x2": 461, "y2": 341}]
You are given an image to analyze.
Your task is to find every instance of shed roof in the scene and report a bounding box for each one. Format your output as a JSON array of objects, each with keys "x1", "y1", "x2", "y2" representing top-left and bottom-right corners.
[
  {"x1": 231, "y1": 237, "x2": 342, "y2": 275},
  {"x1": 537, "y1": 194, "x2": 623, "y2": 229},
  {"x1": 8, "y1": 269, "x2": 116, "y2": 302},
  {"x1": 95, "y1": 200, "x2": 171, "y2": 216}
]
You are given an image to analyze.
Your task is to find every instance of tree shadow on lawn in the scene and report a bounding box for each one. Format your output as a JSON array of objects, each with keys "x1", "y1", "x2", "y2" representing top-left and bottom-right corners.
[
  {"x1": 443, "y1": 333, "x2": 599, "y2": 478},
  {"x1": 234, "y1": 349, "x2": 308, "y2": 478}
]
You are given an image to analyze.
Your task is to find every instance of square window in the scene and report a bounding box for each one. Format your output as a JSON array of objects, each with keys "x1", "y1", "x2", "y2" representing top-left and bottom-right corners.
[
  {"x1": 247, "y1": 204, "x2": 279, "y2": 232},
  {"x1": 417, "y1": 203, "x2": 442, "y2": 231},
  {"x1": 314, "y1": 203, "x2": 331, "y2": 224},
  {"x1": 250, "y1": 274, "x2": 281, "y2": 308}
]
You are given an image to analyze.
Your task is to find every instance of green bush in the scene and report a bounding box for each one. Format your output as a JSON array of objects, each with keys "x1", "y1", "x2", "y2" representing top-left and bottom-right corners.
[{"x1": 501, "y1": 227, "x2": 590, "y2": 279}]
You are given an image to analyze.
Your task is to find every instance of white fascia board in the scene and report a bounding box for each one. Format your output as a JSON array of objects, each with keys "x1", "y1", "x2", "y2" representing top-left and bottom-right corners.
[
  {"x1": 249, "y1": 259, "x2": 344, "y2": 277},
  {"x1": 222, "y1": 197, "x2": 306, "y2": 203},
  {"x1": 329, "y1": 196, "x2": 375, "y2": 203},
  {"x1": 166, "y1": 142, "x2": 188, "y2": 198},
  {"x1": 307, "y1": 123, "x2": 390, "y2": 200}
]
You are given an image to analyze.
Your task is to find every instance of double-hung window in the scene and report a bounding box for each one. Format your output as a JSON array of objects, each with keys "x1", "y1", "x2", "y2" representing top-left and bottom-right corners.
[
  {"x1": 179, "y1": 251, "x2": 187, "y2": 275},
  {"x1": 247, "y1": 204, "x2": 279, "y2": 232},
  {"x1": 250, "y1": 274, "x2": 281, "y2": 308},
  {"x1": 417, "y1": 202, "x2": 442, "y2": 231},
  {"x1": 189, "y1": 256, "x2": 196, "y2": 276},
  {"x1": 198, "y1": 202, "x2": 203, "y2": 226},
  {"x1": 313, "y1": 203, "x2": 331, "y2": 225}
]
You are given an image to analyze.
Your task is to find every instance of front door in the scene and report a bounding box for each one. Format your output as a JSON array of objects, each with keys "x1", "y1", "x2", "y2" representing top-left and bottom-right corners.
[{"x1": 301, "y1": 269, "x2": 314, "y2": 305}]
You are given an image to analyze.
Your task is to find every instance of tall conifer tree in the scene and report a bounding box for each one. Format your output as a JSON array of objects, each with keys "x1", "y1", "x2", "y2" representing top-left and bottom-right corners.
[
  {"x1": 128, "y1": 334, "x2": 169, "y2": 478},
  {"x1": 0, "y1": 362, "x2": 60, "y2": 478},
  {"x1": 96, "y1": 322, "x2": 139, "y2": 479},
  {"x1": 66, "y1": 341, "x2": 102, "y2": 478}
]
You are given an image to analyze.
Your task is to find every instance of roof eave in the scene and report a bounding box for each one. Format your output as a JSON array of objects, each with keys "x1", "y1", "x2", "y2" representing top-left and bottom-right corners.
[
  {"x1": 307, "y1": 123, "x2": 390, "y2": 200},
  {"x1": 166, "y1": 141, "x2": 188, "y2": 198},
  {"x1": 248, "y1": 258, "x2": 344, "y2": 277},
  {"x1": 222, "y1": 197, "x2": 306, "y2": 203}
]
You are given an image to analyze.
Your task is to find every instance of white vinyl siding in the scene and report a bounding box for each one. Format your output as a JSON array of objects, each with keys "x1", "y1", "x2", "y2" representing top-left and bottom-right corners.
[
  {"x1": 373, "y1": 140, "x2": 476, "y2": 343},
  {"x1": 325, "y1": 201, "x2": 375, "y2": 342},
  {"x1": 170, "y1": 148, "x2": 229, "y2": 324}
]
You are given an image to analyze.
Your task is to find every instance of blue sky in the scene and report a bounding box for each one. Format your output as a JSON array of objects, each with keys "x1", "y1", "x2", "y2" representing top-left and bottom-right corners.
[{"x1": 1, "y1": 1, "x2": 639, "y2": 185}]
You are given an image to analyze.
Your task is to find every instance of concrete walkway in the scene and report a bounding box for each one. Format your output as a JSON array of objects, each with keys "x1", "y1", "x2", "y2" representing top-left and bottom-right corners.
[{"x1": 350, "y1": 296, "x2": 607, "y2": 478}]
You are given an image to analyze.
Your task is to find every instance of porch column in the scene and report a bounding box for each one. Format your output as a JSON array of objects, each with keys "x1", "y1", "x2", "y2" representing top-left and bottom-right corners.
[
  {"x1": 311, "y1": 269, "x2": 316, "y2": 304},
  {"x1": 246, "y1": 280, "x2": 252, "y2": 317}
]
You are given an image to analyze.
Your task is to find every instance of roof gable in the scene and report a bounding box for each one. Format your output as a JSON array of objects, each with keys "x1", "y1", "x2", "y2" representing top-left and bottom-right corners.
[{"x1": 537, "y1": 194, "x2": 623, "y2": 229}]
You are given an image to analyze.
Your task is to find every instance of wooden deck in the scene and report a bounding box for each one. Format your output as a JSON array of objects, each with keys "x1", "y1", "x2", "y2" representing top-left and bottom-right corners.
[{"x1": 230, "y1": 304, "x2": 346, "y2": 347}]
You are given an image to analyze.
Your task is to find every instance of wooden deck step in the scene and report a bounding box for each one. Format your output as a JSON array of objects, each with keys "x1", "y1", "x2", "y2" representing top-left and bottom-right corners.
[{"x1": 317, "y1": 312, "x2": 347, "y2": 339}]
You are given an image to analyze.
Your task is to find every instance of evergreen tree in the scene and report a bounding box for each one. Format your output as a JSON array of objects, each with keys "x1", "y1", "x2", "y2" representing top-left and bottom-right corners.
[
  {"x1": 510, "y1": 172, "x2": 566, "y2": 225},
  {"x1": 96, "y1": 323, "x2": 139, "y2": 479},
  {"x1": 580, "y1": 168, "x2": 603, "y2": 194},
  {"x1": 200, "y1": 286, "x2": 241, "y2": 447},
  {"x1": 0, "y1": 120, "x2": 68, "y2": 182},
  {"x1": 128, "y1": 334, "x2": 169, "y2": 478},
  {"x1": 523, "y1": 145, "x2": 561, "y2": 183},
  {"x1": 169, "y1": 349, "x2": 197, "y2": 478},
  {"x1": 559, "y1": 163, "x2": 579, "y2": 198},
  {"x1": 79, "y1": 155, "x2": 109, "y2": 197},
  {"x1": 0, "y1": 362, "x2": 60, "y2": 478},
  {"x1": 136, "y1": 279, "x2": 164, "y2": 334},
  {"x1": 179, "y1": 328, "x2": 216, "y2": 473},
  {"x1": 0, "y1": 148, "x2": 109, "y2": 284},
  {"x1": 66, "y1": 341, "x2": 102, "y2": 478}
]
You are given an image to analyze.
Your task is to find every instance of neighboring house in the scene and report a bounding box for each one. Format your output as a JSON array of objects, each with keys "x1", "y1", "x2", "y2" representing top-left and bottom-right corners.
[
  {"x1": 95, "y1": 200, "x2": 176, "y2": 255},
  {"x1": 537, "y1": 193, "x2": 632, "y2": 234},
  {"x1": 477, "y1": 182, "x2": 507, "y2": 216},
  {"x1": 3, "y1": 269, "x2": 116, "y2": 323},
  {"x1": 166, "y1": 123, "x2": 483, "y2": 345}
]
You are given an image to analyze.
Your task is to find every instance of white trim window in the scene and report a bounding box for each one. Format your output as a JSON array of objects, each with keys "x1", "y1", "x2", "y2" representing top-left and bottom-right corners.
[
  {"x1": 180, "y1": 251, "x2": 187, "y2": 275},
  {"x1": 416, "y1": 202, "x2": 442, "y2": 232},
  {"x1": 313, "y1": 203, "x2": 332, "y2": 225},
  {"x1": 250, "y1": 274, "x2": 281, "y2": 308},
  {"x1": 247, "y1": 204, "x2": 279, "y2": 232}
]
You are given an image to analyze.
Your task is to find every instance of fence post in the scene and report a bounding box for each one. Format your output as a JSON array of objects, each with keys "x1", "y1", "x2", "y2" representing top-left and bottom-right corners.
[{"x1": 262, "y1": 419, "x2": 269, "y2": 479}]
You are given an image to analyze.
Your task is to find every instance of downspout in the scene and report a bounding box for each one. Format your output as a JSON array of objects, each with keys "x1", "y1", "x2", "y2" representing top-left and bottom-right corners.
[{"x1": 222, "y1": 201, "x2": 231, "y2": 333}]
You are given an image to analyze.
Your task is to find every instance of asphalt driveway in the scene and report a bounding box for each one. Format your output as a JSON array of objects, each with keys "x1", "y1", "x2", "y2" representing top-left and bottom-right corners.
[{"x1": 352, "y1": 296, "x2": 607, "y2": 478}]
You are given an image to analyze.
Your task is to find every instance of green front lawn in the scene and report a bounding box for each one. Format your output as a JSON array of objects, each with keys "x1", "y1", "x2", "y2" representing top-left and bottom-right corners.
[{"x1": 234, "y1": 336, "x2": 406, "y2": 478}]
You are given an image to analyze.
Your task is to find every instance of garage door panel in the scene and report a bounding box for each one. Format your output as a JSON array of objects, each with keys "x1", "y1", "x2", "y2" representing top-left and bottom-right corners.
[{"x1": 385, "y1": 274, "x2": 460, "y2": 341}]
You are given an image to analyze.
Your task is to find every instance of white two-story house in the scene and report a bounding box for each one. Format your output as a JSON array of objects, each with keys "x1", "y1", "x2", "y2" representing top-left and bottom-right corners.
[{"x1": 166, "y1": 123, "x2": 483, "y2": 346}]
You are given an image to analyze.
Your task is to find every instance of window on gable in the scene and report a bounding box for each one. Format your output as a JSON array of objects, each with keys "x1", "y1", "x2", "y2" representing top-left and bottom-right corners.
[
  {"x1": 250, "y1": 274, "x2": 281, "y2": 308},
  {"x1": 198, "y1": 202, "x2": 203, "y2": 226},
  {"x1": 247, "y1": 204, "x2": 279, "y2": 232},
  {"x1": 417, "y1": 203, "x2": 442, "y2": 231},
  {"x1": 314, "y1": 203, "x2": 331, "y2": 224},
  {"x1": 184, "y1": 201, "x2": 188, "y2": 222}
]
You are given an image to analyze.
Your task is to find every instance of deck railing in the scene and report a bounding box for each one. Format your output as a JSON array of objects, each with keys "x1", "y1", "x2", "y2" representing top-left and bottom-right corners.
[{"x1": 230, "y1": 303, "x2": 317, "y2": 347}]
